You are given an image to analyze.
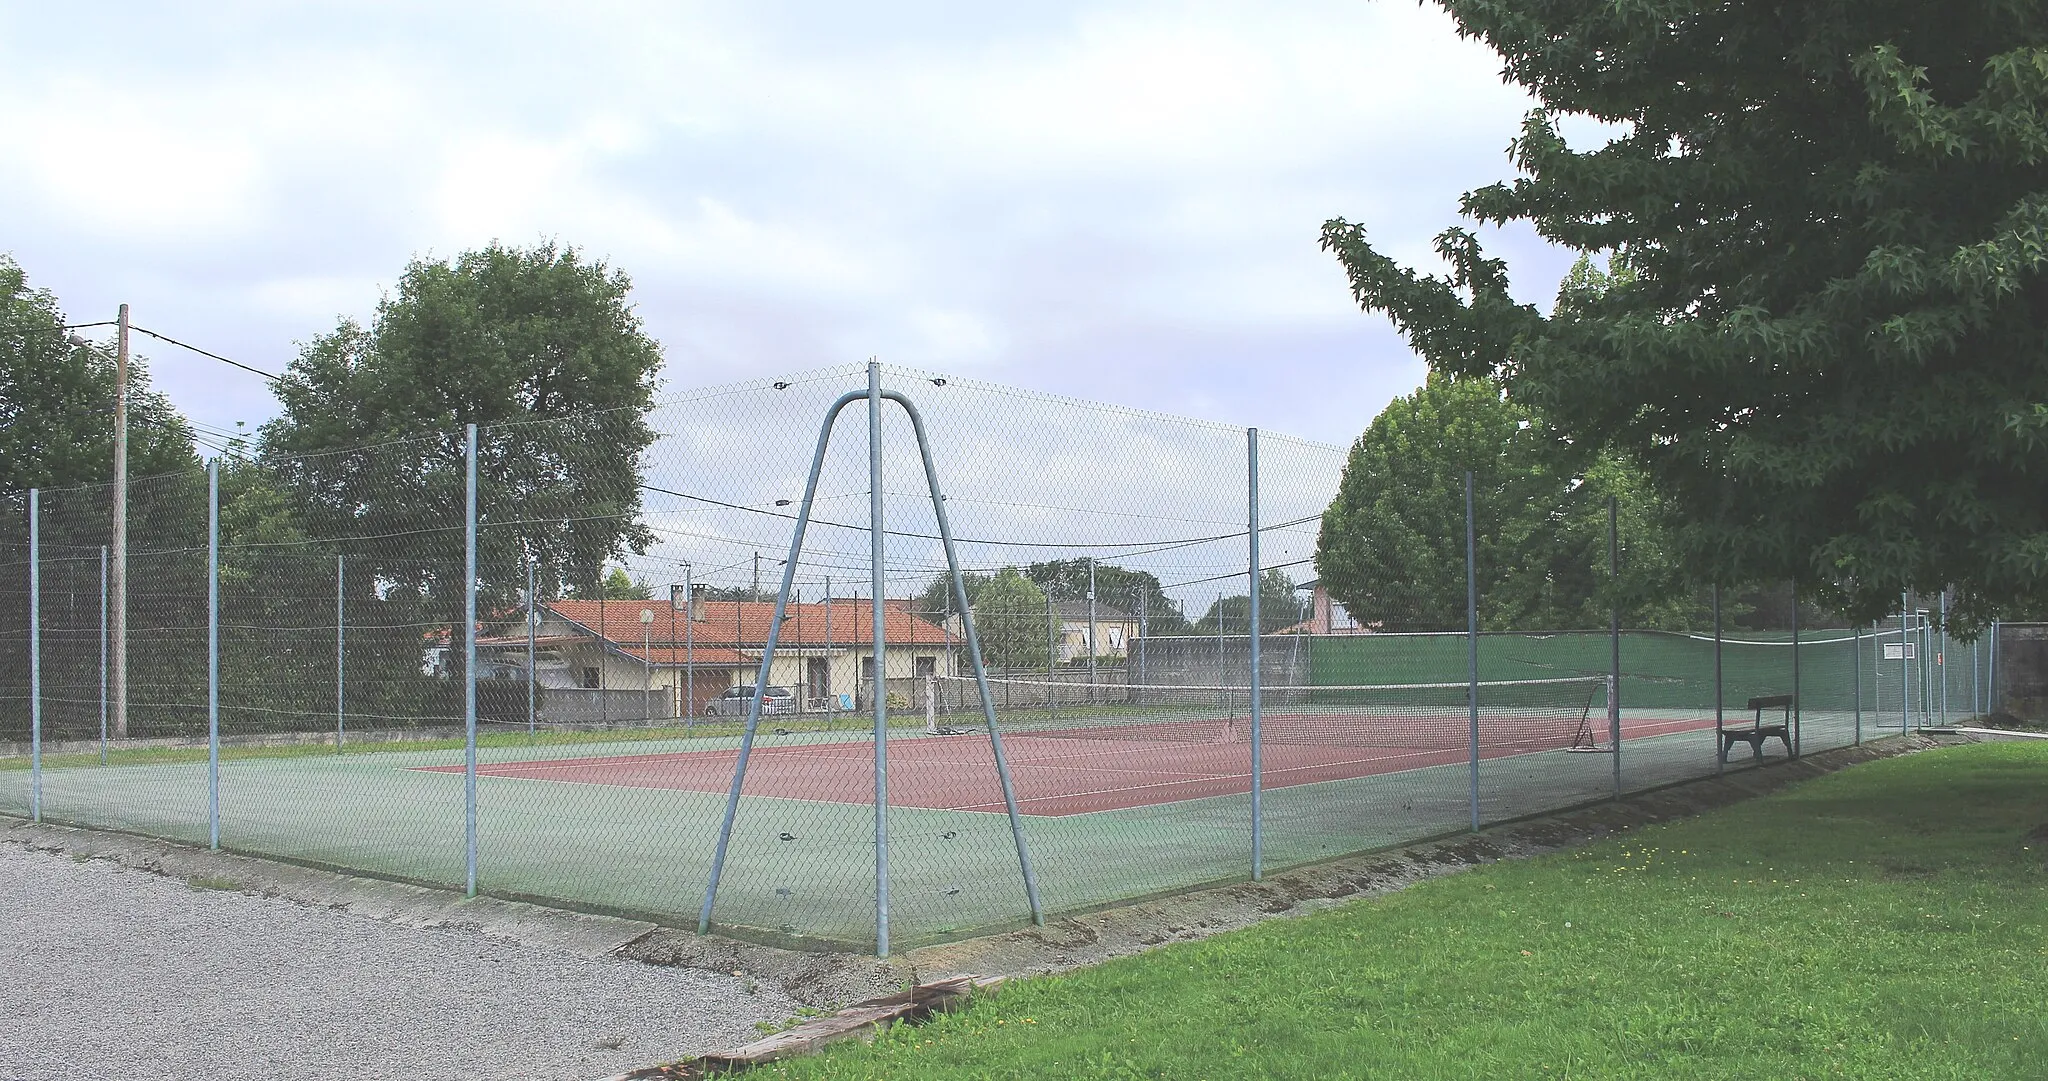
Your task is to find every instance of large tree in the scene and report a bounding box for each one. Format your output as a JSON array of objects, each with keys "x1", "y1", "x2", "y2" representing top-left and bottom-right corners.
[
  {"x1": 1024, "y1": 559, "x2": 1191, "y2": 634},
  {"x1": 1321, "y1": 2, "x2": 2048, "y2": 631},
  {"x1": 0, "y1": 255, "x2": 196, "y2": 493},
  {"x1": 1315, "y1": 373, "x2": 1689, "y2": 632},
  {"x1": 1192, "y1": 569, "x2": 1311, "y2": 636},
  {"x1": 0, "y1": 256, "x2": 203, "y2": 738},
  {"x1": 969, "y1": 567, "x2": 1051, "y2": 670},
  {"x1": 262, "y1": 241, "x2": 663, "y2": 608}
]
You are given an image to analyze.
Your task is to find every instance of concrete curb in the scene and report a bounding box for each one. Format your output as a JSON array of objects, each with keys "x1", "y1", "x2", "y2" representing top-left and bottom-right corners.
[{"x1": 1954, "y1": 726, "x2": 2048, "y2": 741}]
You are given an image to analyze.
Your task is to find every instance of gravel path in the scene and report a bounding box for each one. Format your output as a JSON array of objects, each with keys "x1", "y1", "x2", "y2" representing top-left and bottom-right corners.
[{"x1": 0, "y1": 843, "x2": 798, "y2": 1081}]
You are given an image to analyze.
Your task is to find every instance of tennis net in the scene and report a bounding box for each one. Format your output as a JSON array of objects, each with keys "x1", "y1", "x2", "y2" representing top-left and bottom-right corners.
[{"x1": 932, "y1": 675, "x2": 1609, "y2": 751}]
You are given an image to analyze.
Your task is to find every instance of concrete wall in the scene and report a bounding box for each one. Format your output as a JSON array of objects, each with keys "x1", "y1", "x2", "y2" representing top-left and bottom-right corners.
[{"x1": 1126, "y1": 634, "x2": 1313, "y2": 689}]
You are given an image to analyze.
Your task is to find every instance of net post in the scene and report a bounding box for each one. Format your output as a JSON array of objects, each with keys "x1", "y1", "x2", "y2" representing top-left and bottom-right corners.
[
  {"x1": 27, "y1": 489, "x2": 40, "y2": 823},
  {"x1": 207, "y1": 460, "x2": 221, "y2": 850},
  {"x1": 1247, "y1": 427, "x2": 1263, "y2": 879},
  {"x1": 867, "y1": 360, "x2": 890, "y2": 959},
  {"x1": 463, "y1": 423, "x2": 478, "y2": 895},
  {"x1": 1607, "y1": 495, "x2": 1620, "y2": 798},
  {"x1": 1713, "y1": 583, "x2": 1724, "y2": 773},
  {"x1": 1464, "y1": 471, "x2": 1479, "y2": 834},
  {"x1": 699, "y1": 389, "x2": 865, "y2": 937}
]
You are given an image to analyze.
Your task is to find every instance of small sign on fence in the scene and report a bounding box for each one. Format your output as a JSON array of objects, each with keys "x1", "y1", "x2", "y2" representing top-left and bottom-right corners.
[{"x1": 1884, "y1": 642, "x2": 1918, "y2": 660}]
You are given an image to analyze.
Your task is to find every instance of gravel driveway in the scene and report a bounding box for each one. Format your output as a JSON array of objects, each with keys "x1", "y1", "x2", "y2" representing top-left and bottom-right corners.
[{"x1": 0, "y1": 843, "x2": 798, "y2": 1081}]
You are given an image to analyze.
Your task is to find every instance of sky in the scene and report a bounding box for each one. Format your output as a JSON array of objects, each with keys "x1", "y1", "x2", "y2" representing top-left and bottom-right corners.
[{"x1": 0, "y1": 1, "x2": 1584, "y2": 458}]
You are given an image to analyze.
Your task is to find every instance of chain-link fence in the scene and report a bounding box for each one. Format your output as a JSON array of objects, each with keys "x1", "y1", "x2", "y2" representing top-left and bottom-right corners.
[{"x1": 0, "y1": 363, "x2": 1997, "y2": 953}]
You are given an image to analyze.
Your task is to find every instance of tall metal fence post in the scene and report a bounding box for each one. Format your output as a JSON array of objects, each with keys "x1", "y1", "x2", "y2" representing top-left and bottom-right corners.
[
  {"x1": 1046, "y1": 594, "x2": 1057, "y2": 721},
  {"x1": 1464, "y1": 471, "x2": 1479, "y2": 832},
  {"x1": 1607, "y1": 495, "x2": 1620, "y2": 797},
  {"x1": 335, "y1": 554, "x2": 345, "y2": 752},
  {"x1": 1990, "y1": 620, "x2": 2000, "y2": 715},
  {"x1": 99, "y1": 545, "x2": 108, "y2": 765},
  {"x1": 1247, "y1": 427, "x2": 1263, "y2": 879},
  {"x1": 1136, "y1": 590, "x2": 1148, "y2": 694},
  {"x1": 207, "y1": 461, "x2": 220, "y2": 850},
  {"x1": 1900, "y1": 598, "x2": 1910, "y2": 732},
  {"x1": 686, "y1": 568, "x2": 696, "y2": 725},
  {"x1": 1713, "y1": 584, "x2": 1723, "y2": 774},
  {"x1": 27, "y1": 489, "x2": 40, "y2": 822},
  {"x1": 1938, "y1": 589, "x2": 1949, "y2": 726},
  {"x1": 1790, "y1": 581, "x2": 1801, "y2": 756},
  {"x1": 867, "y1": 361, "x2": 890, "y2": 958},
  {"x1": 526, "y1": 557, "x2": 536, "y2": 740},
  {"x1": 1087, "y1": 556, "x2": 1098, "y2": 703},
  {"x1": 464, "y1": 423, "x2": 479, "y2": 897},
  {"x1": 1853, "y1": 622, "x2": 1862, "y2": 746}
]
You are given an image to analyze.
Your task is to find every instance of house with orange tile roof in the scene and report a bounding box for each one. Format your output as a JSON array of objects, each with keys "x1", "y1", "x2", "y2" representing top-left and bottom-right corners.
[{"x1": 479, "y1": 595, "x2": 959, "y2": 718}]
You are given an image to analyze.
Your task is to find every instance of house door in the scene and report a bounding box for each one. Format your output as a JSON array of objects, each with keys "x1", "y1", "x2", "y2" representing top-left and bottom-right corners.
[{"x1": 806, "y1": 657, "x2": 830, "y2": 708}]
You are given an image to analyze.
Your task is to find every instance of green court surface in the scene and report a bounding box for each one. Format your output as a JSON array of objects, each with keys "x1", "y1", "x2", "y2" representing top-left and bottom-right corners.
[{"x1": 0, "y1": 706, "x2": 1881, "y2": 950}]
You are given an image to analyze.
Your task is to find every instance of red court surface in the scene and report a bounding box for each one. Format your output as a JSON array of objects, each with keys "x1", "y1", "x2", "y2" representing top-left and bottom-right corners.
[{"x1": 421, "y1": 713, "x2": 1716, "y2": 816}]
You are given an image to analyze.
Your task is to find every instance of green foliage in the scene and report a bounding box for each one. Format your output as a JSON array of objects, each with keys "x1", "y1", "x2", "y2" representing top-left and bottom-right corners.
[
  {"x1": 0, "y1": 257, "x2": 204, "y2": 739},
  {"x1": 967, "y1": 567, "x2": 1050, "y2": 670},
  {"x1": 1192, "y1": 569, "x2": 1307, "y2": 635},
  {"x1": 770, "y1": 742, "x2": 2048, "y2": 1079},
  {"x1": 1024, "y1": 559, "x2": 1190, "y2": 634},
  {"x1": 0, "y1": 255, "x2": 197, "y2": 493},
  {"x1": 1316, "y1": 374, "x2": 1688, "y2": 631},
  {"x1": 582, "y1": 566, "x2": 651, "y2": 600},
  {"x1": 245, "y1": 241, "x2": 663, "y2": 727},
  {"x1": 1321, "y1": 3, "x2": 2048, "y2": 631},
  {"x1": 261, "y1": 240, "x2": 662, "y2": 609},
  {"x1": 916, "y1": 569, "x2": 995, "y2": 619}
]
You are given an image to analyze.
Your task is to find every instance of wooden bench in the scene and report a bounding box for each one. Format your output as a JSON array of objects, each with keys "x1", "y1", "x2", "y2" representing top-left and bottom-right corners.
[{"x1": 1720, "y1": 694, "x2": 1796, "y2": 761}]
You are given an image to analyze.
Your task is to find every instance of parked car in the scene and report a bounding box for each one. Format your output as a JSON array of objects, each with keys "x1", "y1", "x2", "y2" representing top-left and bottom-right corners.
[{"x1": 703, "y1": 684, "x2": 797, "y2": 717}]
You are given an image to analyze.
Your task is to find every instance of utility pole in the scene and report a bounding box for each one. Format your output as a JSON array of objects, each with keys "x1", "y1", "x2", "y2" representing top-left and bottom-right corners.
[
  {"x1": 752, "y1": 552, "x2": 761, "y2": 601},
  {"x1": 111, "y1": 303, "x2": 129, "y2": 739}
]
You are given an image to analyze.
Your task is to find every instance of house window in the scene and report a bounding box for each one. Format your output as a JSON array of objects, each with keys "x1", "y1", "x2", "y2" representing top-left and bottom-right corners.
[
  {"x1": 860, "y1": 657, "x2": 875, "y2": 681},
  {"x1": 915, "y1": 656, "x2": 936, "y2": 678},
  {"x1": 580, "y1": 666, "x2": 600, "y2": 689}
]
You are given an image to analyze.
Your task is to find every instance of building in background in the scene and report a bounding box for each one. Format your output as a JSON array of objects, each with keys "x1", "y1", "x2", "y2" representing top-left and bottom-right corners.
[
  {"x1": 1280, "y1": 580, "x2": 1371, "y2": 635},
  {"x1": 478, "y1": 597, "x2": 956, "y2": 722}
]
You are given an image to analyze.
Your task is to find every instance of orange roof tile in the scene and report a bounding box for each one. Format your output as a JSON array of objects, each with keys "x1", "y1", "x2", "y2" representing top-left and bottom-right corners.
[{"x1": 543, "y1": 598, "x2": 955, "y2": 649}]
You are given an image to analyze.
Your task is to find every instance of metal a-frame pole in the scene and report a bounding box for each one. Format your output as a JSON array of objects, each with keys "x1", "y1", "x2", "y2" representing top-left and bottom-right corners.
[{"x1": 697, "y1": 372, "x2": 1044, "y2": 951}]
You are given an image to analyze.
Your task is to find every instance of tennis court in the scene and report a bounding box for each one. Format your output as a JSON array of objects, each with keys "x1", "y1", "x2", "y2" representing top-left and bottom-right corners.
[
  {"x1": 3, "y1": 690, "x2": 1869, "y2": 949},
  {"x1": 422, "y1": 699, "x2": 1712, "y2": 817}
]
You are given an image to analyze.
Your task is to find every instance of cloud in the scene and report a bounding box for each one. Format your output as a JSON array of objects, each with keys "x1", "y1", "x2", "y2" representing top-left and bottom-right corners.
[{"x1": 0, "y1": 0, "x2": 1575, "y2": 457}]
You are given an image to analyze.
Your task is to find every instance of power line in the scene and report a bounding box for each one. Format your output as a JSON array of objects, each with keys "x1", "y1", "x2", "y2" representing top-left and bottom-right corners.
[{"x1": 128, "y1": 325, "x2": 280, "y2": 381}]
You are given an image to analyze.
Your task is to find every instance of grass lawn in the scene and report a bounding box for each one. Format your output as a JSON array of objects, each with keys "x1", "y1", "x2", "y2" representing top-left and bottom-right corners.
[{"x1": 770, "y1": 741, "x2": 2048, "y2": 1080}]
